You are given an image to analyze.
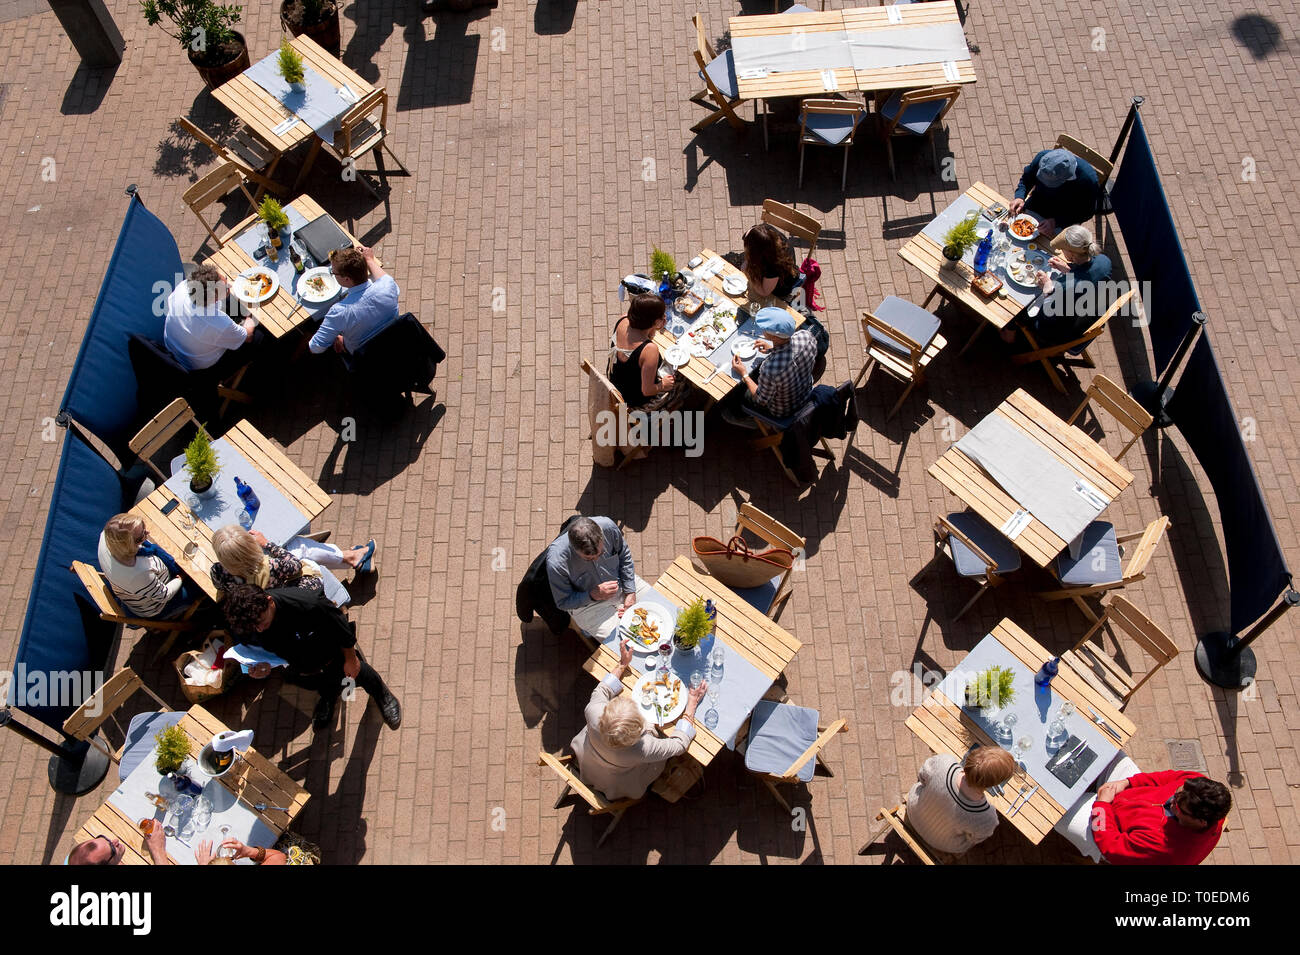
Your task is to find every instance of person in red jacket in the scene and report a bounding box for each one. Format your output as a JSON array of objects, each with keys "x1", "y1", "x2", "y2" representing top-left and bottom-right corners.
[{"x1": 1089, "y1": 770, "x2": 1230, "y2": 865}]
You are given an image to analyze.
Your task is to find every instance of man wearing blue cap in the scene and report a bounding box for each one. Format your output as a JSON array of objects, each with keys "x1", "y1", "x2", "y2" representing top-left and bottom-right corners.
[
  {"x1": 1008, "y1": 148, "x2": 1102, "y2": 238},
  {"x1": 723, "y1": 306, "x2": 817, "y2": 425}
]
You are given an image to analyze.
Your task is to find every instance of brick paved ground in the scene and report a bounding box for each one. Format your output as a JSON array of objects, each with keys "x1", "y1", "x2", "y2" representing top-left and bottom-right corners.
[{"x1": 0, "y1": 0, "x2": 1296, "y2": 865}]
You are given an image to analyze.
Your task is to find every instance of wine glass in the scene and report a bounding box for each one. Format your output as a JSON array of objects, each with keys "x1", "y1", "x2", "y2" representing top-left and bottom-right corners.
[
  {"x1": 193, "y1": 793, "x2": 212, "y2": 831},
  {"x1": 1046, "y1": 715, "x2": 1069, "y2": 750},
  {"x1": 1013, "y1": 734, "x2": 1033, "y2": 763},
  {"x1": 995, "y1": 711, "x2": 1017, "y2": 744},
  {"x1": 703, "y1": 680, "x2": 721, "y2": 730},
  {"x1": 658, "y1": 641, "x2": 672, "y2": 675},
  {"x1": 218, "y1": 824, "x2": 233, "y2": 859}
]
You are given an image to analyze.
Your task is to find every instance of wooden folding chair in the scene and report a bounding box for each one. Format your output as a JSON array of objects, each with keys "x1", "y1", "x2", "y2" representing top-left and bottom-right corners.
[
  {"x1": 315, "y1": 88, "x2": 411, "y2": 198},
  {"x1": 1063, "y1": 595, "x2": 1179, "y2": 710},
  {"x1": 71, "y1": 560, "x2": 202, "y2": 661},
  {"x1": 878, "y1": 85, "x2": 961, "y2": 180},
  {"x1": 175, "y1": 116, "x2": 285, "y2": 201},
  {"x1": 1014, "y1": 288, "x2": 1137, "y2": 394},
  {"x1": 740, "y1": 702, "x2": 848, "y2": 812},
  {"x1": 689, "y1": 13, "x2": 747, "y2": 134},
  {"x1": 537, "y1": 751, "x2": 642, "y2": 847},
  {"x1": 63, "y1": 667, "x2": 171, "y2": 762},
  {"x1": 129, "y1": 397, "x2": 201, "y2": 483},
  {"x1": 858, "y1": 804, "x2": 943, "y2": 865},
  {"x1": 1066, "y1": 374, "x2": 1152, "y2": 463},
  {"x1": 1055, "y1": 133, "x2": 1115, "y2": 190},
  {"x1": 1039, "y1": 515, "x2": 1171, "y2": 622},
  {"x1": 761, "y1": 199, "x2": 822, "y2": 258},
  {"x1": 728, "y1": 501, "x2": 806, "y2": 619},
  {"x1": 855, "y1": 301, "x2": 947, "y2": 419},
  {"x1": 581, "y1": 359, "x2": 649, "y2": 469},
  {"x1": 182, "y1": 162, "x2": 258, "y2": 248},
  {"x1": 932, "y1": 512, "x2": 1021, "y2": 620},
  {"x1": 799, "y1": 98, "x2": 867, "y2": 192},
  {"x1": 748, "y1": 393, "x2": 843, "y2": 487}
]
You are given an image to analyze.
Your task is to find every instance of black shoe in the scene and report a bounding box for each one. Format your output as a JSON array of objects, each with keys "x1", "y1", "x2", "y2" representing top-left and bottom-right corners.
[
  {"x1": 379, "y1": 689, "x2": 402, "y2": 730},
  {"x1": 312, "y1": 694, "x2": 337, "y2": 732}
]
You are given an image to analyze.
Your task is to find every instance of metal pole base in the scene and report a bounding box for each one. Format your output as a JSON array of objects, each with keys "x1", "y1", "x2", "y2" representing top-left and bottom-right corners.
[
  {"x1": 47, "y1": 738, "x2": 110, "y2": 795},
  {"x1": 1194, "y1": 631, "x2": 1258, "y2": 690},
  {"x1": 1132, "y1": 378, "x2": 1174, "y2": 429}
]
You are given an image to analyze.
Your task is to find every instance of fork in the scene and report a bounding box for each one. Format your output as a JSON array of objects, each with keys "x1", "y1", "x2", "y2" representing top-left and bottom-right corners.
[{"x1": 1004, "y1": 783, "x2": 1031, "y2": 815}]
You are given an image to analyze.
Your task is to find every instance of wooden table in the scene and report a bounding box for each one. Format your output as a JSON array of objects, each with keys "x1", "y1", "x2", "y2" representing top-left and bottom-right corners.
[
  {"x1": 729, "y1": 5, "x2": 975, "y2": 101},
  {"x1": 651, "y1": 248, "x2": 805, "y2": 406},
  {"x1": 928, "y1": 389, "x2": 1134, "y2": 569},
  {"x1": 73, "y1": 704, "x2": 309, "y2": 864},
  {"x1": 212, "y1": 34, "x2": 375, "y2": 192},
  {"x1": 898, "y1": 181, "x2": 1023, "y2": 352},
  {"x1": 581, "y1": 555, "x2": 802, "y2": 801},
  {"x1": 905, "y1": 618, "x2": 1136, "y2": 845},
  {"x1": 200, "y1": 194, "x2": 366, "y2": 339},
  {"x1": 129, "y1": 419, "x2": 332, "y2": 601}
]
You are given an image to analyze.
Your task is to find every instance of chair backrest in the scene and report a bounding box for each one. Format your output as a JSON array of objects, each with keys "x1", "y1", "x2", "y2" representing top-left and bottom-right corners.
[
  {"x1": 537, "y1": 751, "x2": 633, "y2": 814},
  {"x1": 176, "y1": 116, "x2": 233, "y2": 166},
  {"x1": 737, "y1": 501, "x2": 805, "y2": 554},
  {"x1": 934, "y1": 515, "x2": 996, "y2": 578},
  {"x1": 182, "y1": 163, "x2": 255, "y2": 246},
  {"x1": 884, "y1": 85, "x2": 961, "y2": 136},
  {"x1": 774, "y1": 716, "x2": 848, "y2": 781},
  {"x1": 1121, "y1": 515, "x2": 1171, "y2": 582},
  {"x1": 335, "y1": 89, "x2": 388, "y2": 157},
  {"x1": 1070, "y1": 374, "x2": 1152, "y2": 462},
  {"x1": 762, "y1": 199, "x2": 822, "y2": 256},
  {"x1": 800, "y1": 98, "x2": 866, "y2": 144},
  {"x1": 691, "y1": 12, "x2": 716, "y2": 70},
  {"x1": 71, "y1": 560, "x2": 126, "y2": 621},
  {"x1": 582, "y1": 359, "x2": 629, "y2": 468},
  {"x1": 1055, "y1": 133, "x2": 1114, "y2": 186},
  {"x1": 62, "y1": 666, "x2": 168, "y2": 751},
  {"x1": 1071, "y1": 595, "x2": 1179, "y2": 705},
  {"x1": 129, "y1": 397, "x2": 199, "y2": 483},
  {"x1": 861, "y1": 310, "x2": 925, "y2": 376}
]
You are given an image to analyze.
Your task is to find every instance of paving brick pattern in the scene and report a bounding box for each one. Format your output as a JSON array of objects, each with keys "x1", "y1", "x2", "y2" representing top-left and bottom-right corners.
[{"x1": 0, "y1": 0, "x2": 1295, "y2": 864}]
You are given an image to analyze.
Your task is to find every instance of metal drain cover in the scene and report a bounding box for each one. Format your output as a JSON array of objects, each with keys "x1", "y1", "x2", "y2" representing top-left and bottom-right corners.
[{"x1": 1165, "y1": 739, "x2": 1206, "y2": 773}]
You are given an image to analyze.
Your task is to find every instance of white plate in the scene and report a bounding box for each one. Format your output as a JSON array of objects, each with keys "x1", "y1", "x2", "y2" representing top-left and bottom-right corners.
[
  {"x1": 233, "y1": 266, "x2": 279, "y2": 305},
  {"x1": 662, "y1": 344, "x2": 690, "y2": 368},
  {"x1": 619, "y1": 601, "x2": 676, "y2": 651},
  {"x1": 632, "y1": 672, "x2": 688, "y2": 726},
  {"x1": 1008, "y1": 213, "x2": 1041, "y2": 243},
  {"x1": 689, "y1": 341, "x2": 710, "y2": 358},
  {"x1": 297, "y1": 266, "x2": 339, "y2": 303},
  {"x1": 722, "y1": 275, "x2": 748, "y2": 296},
  {"x1": 732, "y1": 339, "x2": 757, "y2": 360}
]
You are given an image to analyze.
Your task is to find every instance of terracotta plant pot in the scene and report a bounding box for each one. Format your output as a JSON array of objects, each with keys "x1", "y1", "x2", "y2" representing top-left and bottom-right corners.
[
  {"x1": 281, "y1": 0, "x2": 341, "y2": 56},
  {"x1": 188, "y1": 30, "x2": 250, "y2": 90}
]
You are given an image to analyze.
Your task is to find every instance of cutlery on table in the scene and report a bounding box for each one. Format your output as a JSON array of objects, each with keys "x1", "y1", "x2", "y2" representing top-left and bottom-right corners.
[
  {"x1": 1054, "y1": 738, "x2": 1087, "y2": 769},
  {"x1": 1004, "y1": 783, "x2": 1030, "y2": 814},
  {"x1": 1088, "y1": 707, "x2": 1123, "y2": 741},
  {"x1": 252, "y1": 803, "x2": 292, "y2": 813},
  {"x1": 1007, "y1": 784, "x2": 1039, "y2": 818},
  {"x1": 702, "y1": 364, "x2": 724, "y2": 384}
]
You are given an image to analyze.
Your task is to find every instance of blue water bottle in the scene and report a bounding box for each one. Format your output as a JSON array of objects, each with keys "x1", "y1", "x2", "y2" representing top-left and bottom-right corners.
[
  {"x1": 234, "y1": 477, "x2": 260, "y2": 521},
  {"x1": 973, "y1": 228, "x2": 994, "y2": 276},
  {"x1": 1034, "y1": 656, "x2": 1060, "y2": 689},
  {"x1": 659, "y1": 271, "x2": 673, "y2": 303},
  {"x1": 704, "y1": 599, "x2": 717, "y2": 633}
]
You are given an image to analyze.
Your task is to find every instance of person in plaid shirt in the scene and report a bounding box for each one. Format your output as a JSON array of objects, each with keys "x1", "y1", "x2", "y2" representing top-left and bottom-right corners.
[{"x1": 727, "y1": 307, "x2": 817, "y2": 421}]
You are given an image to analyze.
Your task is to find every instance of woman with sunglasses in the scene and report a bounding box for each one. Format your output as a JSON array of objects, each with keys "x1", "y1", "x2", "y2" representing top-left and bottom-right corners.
[{"x1": 97, "y1": 513, "x2": 192, "y2": 619}]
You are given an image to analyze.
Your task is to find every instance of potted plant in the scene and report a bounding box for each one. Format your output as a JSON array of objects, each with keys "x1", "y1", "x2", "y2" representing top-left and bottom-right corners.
[
  {"x1": 277, "y1": 37, "x2": 306, "y2": 92},
  {"x1": 154, "y1": 723, "x2": 192, "y2": 775},
  {"x1": 965, "y1": 666, "x2": 1016, "y2": 714},
  {"x1": 672, "y1": 597, "x2": 713, "y2": 654},
  {"x1": 140, "y1": 0, "x2": 250, "y2": 90},
  {"x1": 649, "y1": 247, "x2": 677, "y2": 285},
  {"x1": 280, "y1": 0, "x2": 341, "y2": 57},
  {"x1": 258, "y1": 195, "x2": 290, "y2": 250},
  {"x1": 941, "y1": 215, "x2": 980, "y2": 270},
  {"x1": 184, "y1": 425, "x2": 221, "y2": 499}
]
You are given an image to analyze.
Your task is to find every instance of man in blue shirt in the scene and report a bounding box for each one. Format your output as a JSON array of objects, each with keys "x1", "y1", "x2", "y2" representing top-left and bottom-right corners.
[
  {"x1": 545, "y1": 516, "x2": 650, "y2": 640},
  {"x1": 309, "y1": 246, "x2": 400, "y2": 355},
  {"x1": 1009, "y1": 148, "x2": 1102, "y2": 238}
]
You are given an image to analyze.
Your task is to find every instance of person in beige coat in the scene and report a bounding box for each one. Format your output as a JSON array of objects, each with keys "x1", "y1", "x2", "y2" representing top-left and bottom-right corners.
[{"x1": 571, "y1": 639, "x2": 707, "y2": 800}]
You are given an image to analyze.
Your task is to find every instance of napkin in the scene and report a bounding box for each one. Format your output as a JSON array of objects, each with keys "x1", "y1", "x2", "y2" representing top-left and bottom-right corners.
[
  {"x1": 212, "y1": 729, "x2": 254, "y2": 753},
  {"x1": 943, "y1": 60, "x2": 960, "y2": 82},
  {"x1": 821, "y1": 69, "x2": 838, "y2": 92},
  {"x1": 226, "y1": 644, "x2": 290, "y2": 670},
  {"x1": 272, "y1": 116, "x2": 300, "y2": 136},
  {"x1": 1000, "y1": 508, "x2": 1032, "y2": 539},
  {"x1": 1073, "y1": 479, "x2": 1108, "y2": 512},
  {"x1": 338, "y1": 84, "x2": 359, "y2": 104},
  {"x1": 886, "y1": 4, "x2": 903, "y2": 23},
  {"x1": 739, "y1": 67, "x2": 770, "y2": 80},
  {"x1": 1046, "y1": 735, "x2": 1097, "y2": 787}
]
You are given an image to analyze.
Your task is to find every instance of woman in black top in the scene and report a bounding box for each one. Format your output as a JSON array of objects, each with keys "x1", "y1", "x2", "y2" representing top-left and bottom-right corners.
[
  {"x1": 742, "y1": 223, "x2": 800, "y2": 299},
  {"x1": 609, "y1": 294, "x2": 676, "y2": 408}
]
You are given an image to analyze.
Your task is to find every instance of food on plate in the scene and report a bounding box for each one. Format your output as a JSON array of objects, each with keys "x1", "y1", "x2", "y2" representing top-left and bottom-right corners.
[
  {"x1": 1011, "y1": 217, "x2": 1038, "y2": 238},
  {"x1": 304, "y1": 275, "x2": 329, "y2": 294}
]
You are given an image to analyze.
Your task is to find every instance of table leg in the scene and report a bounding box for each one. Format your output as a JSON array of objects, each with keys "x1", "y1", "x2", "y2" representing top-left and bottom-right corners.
[
  {"x1": 293, "y1": 137, "x2": 324, "y2": 191},
  {"x1": 958, "y1": 321, "x2": 987, "y2": 356}
]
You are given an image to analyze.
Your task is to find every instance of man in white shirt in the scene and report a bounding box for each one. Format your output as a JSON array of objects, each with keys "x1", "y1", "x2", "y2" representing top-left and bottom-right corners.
[
  {"x1": 309, "y1": 246, "x2": 400, "y2": 355},
  {"x1": 163, "y1": 264, "x2": 257, "y2": 372}
]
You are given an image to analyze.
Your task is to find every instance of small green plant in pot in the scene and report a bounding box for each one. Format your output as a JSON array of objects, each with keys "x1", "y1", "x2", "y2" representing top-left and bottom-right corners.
[
  {"x1": 258, "y1": 196, "x2": 290, "y2": 248},
  {"x1": 184, "y1": 426, "x2": 221, "y2": 497},
  {"x1": 649, "y1": 247, "x2": 677, "y2": 284},
  {"x1": 140, "y1": 0, "x2": 245, "y2": 69},
  {"x1": 154, "y1": 723, "x2": 192, "y2": 774},
  {"x1": 965, "y1": 666, "x2": 1016, "y2": 712},
  {"x1": 673, "y1": 597, "x2": 713, "y2": 652},
  {"x1": 941, "y1": 216, "x2": 980, "y2": 269},
  {"x1": 278, "y1": 38, "x2": 306, "y2": 90}
]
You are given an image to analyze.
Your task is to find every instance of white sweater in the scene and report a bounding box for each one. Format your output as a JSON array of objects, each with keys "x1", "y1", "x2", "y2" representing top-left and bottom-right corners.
[
  {"x1": 97, "y1": 533, "x2": 182, "y2": 617},
  {"x1": 905, "y1": 754, "x2": 999, "y2": 854}
]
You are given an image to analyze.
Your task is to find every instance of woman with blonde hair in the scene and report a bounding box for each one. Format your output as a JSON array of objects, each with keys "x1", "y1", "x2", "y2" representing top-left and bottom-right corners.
[
  {"x1": 1003, "y1": 223, "x2": 1114, "y2": 346},
  {"x1": 571, "y1": 640, "x2": 707, "y2": 800},
  {"x1": 97, "y1": 514, "x2": 190, "y2": 618},
  {"x1": 210, "y1": 525, "x2": 374, "y2": 613},
  {"x1": 905, "y1": 745, "x2": 1017, "y2": 854}
]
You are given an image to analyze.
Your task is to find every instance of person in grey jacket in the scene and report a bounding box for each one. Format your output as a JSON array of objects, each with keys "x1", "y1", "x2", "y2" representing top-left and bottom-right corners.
[
  {"x1": 572, "y1": 640, "x2": 707, "y2": 800},
  {"x1": 546, "y1": 516, "x2": 650, "y2": 639}
]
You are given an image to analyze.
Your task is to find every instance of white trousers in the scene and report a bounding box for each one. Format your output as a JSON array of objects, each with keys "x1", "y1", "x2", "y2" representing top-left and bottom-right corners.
[
  {"x1": 1053, "y1": 753, "x2": 1142, "y2": 861},
  {"x1": 286, "y1": 537, "x2": 352, "y2": 607}
]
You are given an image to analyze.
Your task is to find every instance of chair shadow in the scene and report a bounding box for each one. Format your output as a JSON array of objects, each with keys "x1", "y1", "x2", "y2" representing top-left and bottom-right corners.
[{"x1": 534, "y1": 0, "x2": 578, "y2": 35}]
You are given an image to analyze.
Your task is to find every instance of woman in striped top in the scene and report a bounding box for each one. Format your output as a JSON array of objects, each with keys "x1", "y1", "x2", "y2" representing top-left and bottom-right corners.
[
  {"x1": 906, "y1": 746, "x2": 1016, "y2": 855},
  {"x1": 97, "y1": 514, "x2": 190, "y2": 618}
]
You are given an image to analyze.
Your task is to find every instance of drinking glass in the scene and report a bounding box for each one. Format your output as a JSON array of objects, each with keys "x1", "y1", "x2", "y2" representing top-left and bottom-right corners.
[
  {"x1": 1045, "y1": 716, "x2": 1068, "y2": 750},
  {"x1": 193, "y1": 794, "x2": 212, "y2": 831},
  {"x1": 138, "y1": 818, "x2": 157, "y2": 836},
  {"x1": 995, "y1": 711, "x2": 1017, "y2": 743},
  {"x1": 689, "y1": 672, "x2": 702, "y2": 691},
  {"x1": 1059, "y1": 700, "x2": 1076, "y2": 720},
  {"x1": 218, "y1": 824, "x2": 233, "y2": 859},
  {"x1": 658, "y1": 641, "x2": 672, "y2": 674},
  {"x1": 1013, "y1": 735, "x2": 1033, "y2": 761}
]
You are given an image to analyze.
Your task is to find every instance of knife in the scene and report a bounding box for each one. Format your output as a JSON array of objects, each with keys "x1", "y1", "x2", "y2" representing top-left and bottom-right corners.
[
  {"x1": 1007, "y1": 784, "x2": 1039, "y2": 818},
  {"x1": 1054, "y1": 738, "x2": 1087, "y2": 769},
  {"x1": 1088, "y1": 707, "x2": 1123, "y2": 741}
]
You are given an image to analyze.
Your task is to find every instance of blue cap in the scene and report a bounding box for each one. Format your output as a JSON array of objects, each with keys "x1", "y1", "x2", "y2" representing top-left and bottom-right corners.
[
  {"x1": 754, "y1": 306, "x2": 795, "y2": 338},
  {"x1": 1036, "y1": 149, "x2": 1078, "y2": 188}
]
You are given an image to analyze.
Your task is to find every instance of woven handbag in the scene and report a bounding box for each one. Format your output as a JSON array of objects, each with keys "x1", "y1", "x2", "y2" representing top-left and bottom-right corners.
[{"x1": 692, "y1": 535, "x2": 794, "y2": 589}]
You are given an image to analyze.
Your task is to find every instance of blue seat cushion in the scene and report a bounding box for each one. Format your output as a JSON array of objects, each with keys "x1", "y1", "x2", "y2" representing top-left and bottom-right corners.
[
  {"x1": 120, "y1": 711, "x2": 186, "y2": 781},
  {"x1": 744, "y1": 700, "x2": 820, "y2": 782},
  {"x1": 1055, "y1": 522, "x2": 1122, "y2": 586},
  {"x1": 869, "y1": 296, "x2": 941, "y2": 358},
  {"x1": 731, "y1": 573, "x2": 784, "y2": 615},
  {"x1": 701, "y1": 49, "x2": 738, "y2": 99},
  {"x1": 946, "y1": 510, "x2": 1022, "y2": 578},
  {"x1": 881, "y1": 91, "x2": 947, "y2": 137},
  {"x1": 803, "y1": 109, "x2": 863, "y2": 146}
]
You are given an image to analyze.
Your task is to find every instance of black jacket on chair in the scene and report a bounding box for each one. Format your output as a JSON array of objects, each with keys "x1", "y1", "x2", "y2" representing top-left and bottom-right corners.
[
  {"x1": 516, "y1": 515, "x2": 582, "y2": 634},
  {"x1": 348, "y1": 312, "x2": 446, "y2": 399},
  {"x1": 780, "y1": 381, "x2": 859, "y2": 484}
]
